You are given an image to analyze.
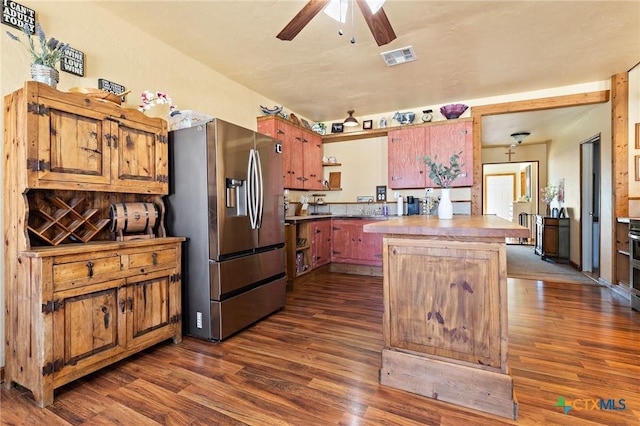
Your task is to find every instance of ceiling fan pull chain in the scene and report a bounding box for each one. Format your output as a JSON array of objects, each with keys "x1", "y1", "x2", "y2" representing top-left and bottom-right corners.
[{"x1": 350, "y1": 0, "x2": 356, "y2": 43}]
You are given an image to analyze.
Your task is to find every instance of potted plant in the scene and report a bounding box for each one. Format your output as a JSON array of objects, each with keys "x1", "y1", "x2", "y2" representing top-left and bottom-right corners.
[
  {"x1": 421, "y1": 151, "x2": 464, "y2": 219},
  {"x1": 6, "y1": 22, "x2": 69, "y2": 88}
]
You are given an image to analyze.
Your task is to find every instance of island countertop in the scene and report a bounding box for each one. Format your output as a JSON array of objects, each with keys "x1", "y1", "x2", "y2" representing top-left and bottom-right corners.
[{"x1": 363, "y1": 214, "x2": 529, "y2": 239}]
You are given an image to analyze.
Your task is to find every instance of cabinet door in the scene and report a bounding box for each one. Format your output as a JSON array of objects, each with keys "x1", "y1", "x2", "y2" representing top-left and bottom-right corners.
[
  {"x1": 258, "y1": 118, "x2": 288, "y2": 187},
  {"x1": 541, "y1": 218, "x2": 560, "y2": 257},
  {"x1": 304, "y1": 132, "x2": 323, "y2": 190},
  {"x1": 112, "y1": 117, "x2": 168, "y2": 194},
  {"x1": 359, "y1": 221, "x2": 383, "y2": 264},
  {"x1": 428, "y1": 121, "x2": 473, "y2": 187},
  {"x1": 126, "y1": 269, "x2": 179, "y2": 348},
  {"x1": 331, "y1": 220, "x2": 358, "y2": 261},
  {"x1": 388, "y1": 127, "x2": 428, "y2": 189},
  {"x1": 289, "y1": 127, "x2": 305, "y2": 189},
  {"x1": 312, "y1": 220, "x2": 332, "y2": 268},
  {"x1": 52, "y1": 284, "x2": 127, "y2": 378},
  {"x1": 28, "y1": 95, "x2": 112, "y2": 188}
]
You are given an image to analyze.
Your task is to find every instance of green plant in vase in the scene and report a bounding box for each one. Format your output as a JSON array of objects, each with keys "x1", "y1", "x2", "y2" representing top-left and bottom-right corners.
[
  {"x1": 6, "y1": 22, "x2": 69, "y2": 88},
  {"x1": 421, "y1": 151, "x2": 464, "y2": 219}
]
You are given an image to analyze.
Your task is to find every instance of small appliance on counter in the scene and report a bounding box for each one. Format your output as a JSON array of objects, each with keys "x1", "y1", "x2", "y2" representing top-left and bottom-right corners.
[{"x1": 406, "y1": 196, "x2": 420, "y2": 215}]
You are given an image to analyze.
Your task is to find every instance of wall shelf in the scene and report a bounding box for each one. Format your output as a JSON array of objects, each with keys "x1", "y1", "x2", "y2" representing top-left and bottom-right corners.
[{"x1": 321, "y1": 117, "x2": 472, "y2": 143}]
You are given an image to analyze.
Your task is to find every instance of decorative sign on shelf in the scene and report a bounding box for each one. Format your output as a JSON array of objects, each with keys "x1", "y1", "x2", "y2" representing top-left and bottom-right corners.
[
  {"x1": 1, "y1": 1, "x2": 35, "y2": 34},
  {"x1": 98, "y1": 78, "x2": 126, "y2": 102},
  {"x1": 61, "y1": 46, "x2": 84, "y2": 76}
]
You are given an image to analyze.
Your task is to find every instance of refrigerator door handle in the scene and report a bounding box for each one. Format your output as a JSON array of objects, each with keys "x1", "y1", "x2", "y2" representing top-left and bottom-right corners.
[
  {"x1": 255, "y1": 149, "x2": 264, "y2": 228},
  {"x1": 247, "y1": 149, "x2": 255, "y2": 229},
  {"x1": 247, "y1": 149, "x2": 260, "y2": 229}
]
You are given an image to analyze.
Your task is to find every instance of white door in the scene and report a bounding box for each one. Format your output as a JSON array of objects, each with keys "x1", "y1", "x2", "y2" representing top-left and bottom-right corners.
[{"x1": 485, "y1": 174, "x2": 515, "y2": 220}]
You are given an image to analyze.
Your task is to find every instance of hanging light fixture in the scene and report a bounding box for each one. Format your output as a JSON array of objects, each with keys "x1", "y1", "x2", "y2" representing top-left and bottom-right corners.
[
  {"x1": 510, "y1": 132, "x2": 531, "y2": 145},
  {"x1": 343, "y1": 110, "x2": 359, "y2": 127}
]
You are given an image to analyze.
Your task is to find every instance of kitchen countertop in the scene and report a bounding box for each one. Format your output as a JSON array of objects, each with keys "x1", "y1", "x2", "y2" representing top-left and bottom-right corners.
[
  {"x1": 285, "y1": 214, "x2": 396, "y2": 223},
  {"x1": 363, "y1": 214, "x2": 529, "y2": 238}
]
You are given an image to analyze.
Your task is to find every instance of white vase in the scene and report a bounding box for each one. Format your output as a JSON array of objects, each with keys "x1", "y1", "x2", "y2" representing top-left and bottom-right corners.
[
  {"x1": 30, "y1": 64, "x2": 59, "y2": 88},
  {"x1": 438, "y1": 188, "x2": 453, "y2": 219}
]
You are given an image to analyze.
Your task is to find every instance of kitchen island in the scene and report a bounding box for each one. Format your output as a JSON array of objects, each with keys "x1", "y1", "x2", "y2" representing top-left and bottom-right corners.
[{"x1": 363, "y1": 215, "x2": 529, "y2": 419}]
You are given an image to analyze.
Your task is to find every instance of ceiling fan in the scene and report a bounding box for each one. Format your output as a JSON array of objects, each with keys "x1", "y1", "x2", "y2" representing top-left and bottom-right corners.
[{"x1": 277, "y1": 0, "x2": 397, "y2": 47}]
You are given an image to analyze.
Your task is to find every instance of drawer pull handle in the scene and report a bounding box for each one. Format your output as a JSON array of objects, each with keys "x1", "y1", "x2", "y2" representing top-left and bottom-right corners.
[
  {"x1": 102, "y1": 306, "x2": 110, "y2": 329},
  {"x1": 152, "y1": 252, "x2": 158, "y2": 266},
  {"x1": 87, "y1": 261, "x2": 94, "y2": 278},
  {"x1": 120, "y1": 299, "x2": 126, "y2": 314}
]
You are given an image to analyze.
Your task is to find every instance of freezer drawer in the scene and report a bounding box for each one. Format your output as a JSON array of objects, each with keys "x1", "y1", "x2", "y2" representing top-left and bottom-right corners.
[
  {"x1": 210, "y1": 276, "x2": 286, "y2": 340},
  {"x1": 210, "y1": 246, "x2": 284, "y2": 298}
]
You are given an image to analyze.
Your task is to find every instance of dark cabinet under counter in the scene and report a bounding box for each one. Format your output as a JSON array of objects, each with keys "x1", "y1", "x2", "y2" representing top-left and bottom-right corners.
[{"x1": 534, "y1": 215, "x2": 570, "y2": 262}]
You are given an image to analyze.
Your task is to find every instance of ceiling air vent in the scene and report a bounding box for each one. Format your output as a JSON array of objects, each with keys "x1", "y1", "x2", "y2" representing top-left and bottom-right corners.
[{"x1": 380, "y1": 46, "x2": 417, "y2": 67}]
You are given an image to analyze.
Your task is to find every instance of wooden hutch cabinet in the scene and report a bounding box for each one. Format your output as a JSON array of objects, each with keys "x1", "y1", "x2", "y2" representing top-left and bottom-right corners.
[
  {"x1": 534, "y1": 215, "x2": 570, "y2": 262},
  {"x1": 3, "y1": 82, "x2": 183, "y2": 407}
]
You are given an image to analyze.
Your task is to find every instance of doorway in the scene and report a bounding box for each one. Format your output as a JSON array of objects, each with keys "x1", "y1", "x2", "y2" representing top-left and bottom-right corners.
[
  {"x1": 483, "y1": 162, "x2": 538, "y2": 243},
  {"x1": 581, "y1": 135, "x2": 601, "y2": 275}
]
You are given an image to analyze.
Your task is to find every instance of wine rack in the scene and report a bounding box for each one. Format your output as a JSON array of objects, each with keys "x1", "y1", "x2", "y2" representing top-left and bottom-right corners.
[{"x1": 28, "y1": 196, "x2": 111, "y2": 245}]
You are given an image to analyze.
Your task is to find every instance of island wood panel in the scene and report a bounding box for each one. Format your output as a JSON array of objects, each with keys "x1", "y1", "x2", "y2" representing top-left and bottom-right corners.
[
  {"x1": 384, "y1": 238, "x2": 503, "y2": 367},
  {"x1": 365, "y1": 215, "x2": 524, "y2": 419}
]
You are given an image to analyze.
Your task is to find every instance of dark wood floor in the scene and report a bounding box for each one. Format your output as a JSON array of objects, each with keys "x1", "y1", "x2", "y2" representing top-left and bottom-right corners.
[{"x1": 2, "y1": 273, "x2": 640, "y2": 425}]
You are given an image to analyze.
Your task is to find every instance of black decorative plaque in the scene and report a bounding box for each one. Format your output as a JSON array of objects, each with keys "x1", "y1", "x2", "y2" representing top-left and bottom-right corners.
[
  {"x1": 61, "y1": 46, "x2": 84, "y2": 76},
  {"x1": 2, "y1": 1, "x2": 35, "y2": 34},
  {"x1": 98, "y1": 78, "x2": 127, "y2": 102}
]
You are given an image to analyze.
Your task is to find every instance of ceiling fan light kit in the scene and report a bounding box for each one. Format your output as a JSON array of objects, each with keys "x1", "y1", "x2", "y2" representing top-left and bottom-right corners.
[
  {"x1": 277, "y1": 0, "x2": 397, "y2": 46},
  {"x1": 343, "y1": 110, "x2": 359, "y2": 127}
]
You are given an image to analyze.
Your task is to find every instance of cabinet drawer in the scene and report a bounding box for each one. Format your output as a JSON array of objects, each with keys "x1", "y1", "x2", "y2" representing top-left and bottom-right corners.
[
  {"x1": 127, "y1": 248, "x2": 177, "y2": 273},
  {"x1": 53, "y1": 254, "x2": 122, "y2": 291}
]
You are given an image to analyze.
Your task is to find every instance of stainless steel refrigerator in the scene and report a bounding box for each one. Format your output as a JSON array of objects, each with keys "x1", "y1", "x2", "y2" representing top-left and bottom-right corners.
[{"x1": 167, "y1": 118, "x2": 286, "y2": 341}]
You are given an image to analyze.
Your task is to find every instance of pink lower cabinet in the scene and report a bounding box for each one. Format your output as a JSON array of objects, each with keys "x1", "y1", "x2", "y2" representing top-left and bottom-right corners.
[{"x1": 331, "y1": 219, "x2": 383, "y2": 266}]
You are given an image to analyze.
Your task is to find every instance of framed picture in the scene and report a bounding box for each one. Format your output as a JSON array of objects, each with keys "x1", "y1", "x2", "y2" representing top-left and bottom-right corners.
[
  {"x1": 636, "y1": 122, "x2": 640, "y2": 149},
  {"x1": 363, "y1": 120, "x2": 373, "y2": 130},
  {"x1": 635, "y1": 155, "x2": 640, "y2": 181},
  {"x1": 331, "y1": 123, "x2": 344, "y2": 133}
]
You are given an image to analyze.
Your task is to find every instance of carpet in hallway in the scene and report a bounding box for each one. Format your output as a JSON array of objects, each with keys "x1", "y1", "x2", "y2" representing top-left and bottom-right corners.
[{"x1": 506, "y1": 244, "x2": 597, "y2": 284}]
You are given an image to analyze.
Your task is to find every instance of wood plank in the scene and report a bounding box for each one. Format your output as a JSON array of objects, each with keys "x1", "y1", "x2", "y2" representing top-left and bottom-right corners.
[{"x1": 380, "y1": 348, "x2": 517, "y2": 419}]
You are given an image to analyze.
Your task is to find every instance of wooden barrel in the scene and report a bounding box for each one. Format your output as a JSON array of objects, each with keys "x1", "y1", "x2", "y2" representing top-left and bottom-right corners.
[{"x1": 109, "y1": 202, "x2": 158, "y2": 234}]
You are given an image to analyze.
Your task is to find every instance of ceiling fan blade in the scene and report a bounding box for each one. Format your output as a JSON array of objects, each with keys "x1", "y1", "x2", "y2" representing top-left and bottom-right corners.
[
  {"x1": 355, "y1": 0, "x2": 397, "y2": 46},
  {"x1": 277, "y1": 0, "x2": 330, "y2": 41}
]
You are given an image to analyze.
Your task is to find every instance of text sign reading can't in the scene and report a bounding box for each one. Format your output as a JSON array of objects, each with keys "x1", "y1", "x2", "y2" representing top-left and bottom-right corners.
[
  {"x1": 61, "y1": 46, "x2": 84, "y2": 76},
  {"x1": 1, "y1": 0, "x2": 35, "y2": 33}
]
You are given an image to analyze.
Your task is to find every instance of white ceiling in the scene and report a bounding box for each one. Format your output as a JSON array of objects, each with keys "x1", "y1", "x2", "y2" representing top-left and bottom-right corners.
[{"x1": 98, "y1": 0, "x2": 639, "y2": 147}]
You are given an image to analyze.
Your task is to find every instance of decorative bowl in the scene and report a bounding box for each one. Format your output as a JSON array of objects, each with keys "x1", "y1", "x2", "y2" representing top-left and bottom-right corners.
[
  {"x1": 440, "y1": 104, "x2": 468, "y2": 119},
  {"x1": 69, "y1": 87, "x2": 125, "y2": 105}
]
